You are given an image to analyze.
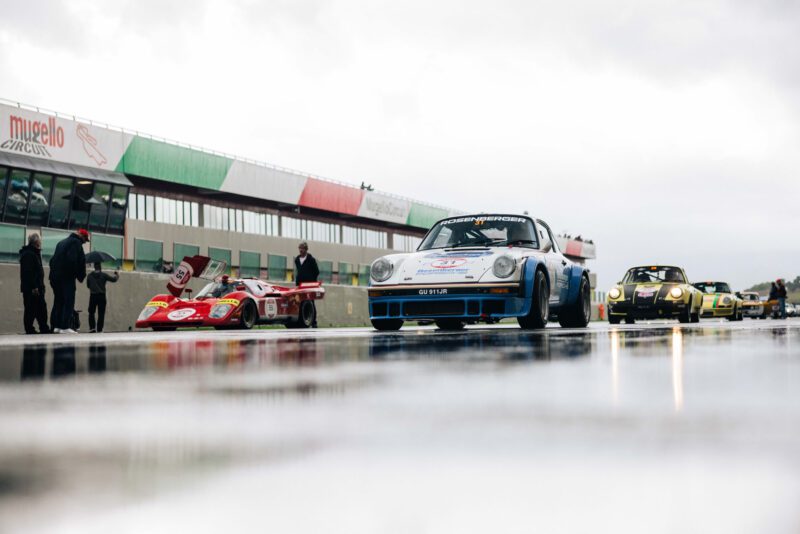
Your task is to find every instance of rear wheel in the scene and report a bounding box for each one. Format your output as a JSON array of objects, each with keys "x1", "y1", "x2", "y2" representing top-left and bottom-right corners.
[
  {"x1": 371, "y1": 319, "x2": 404, "y2": 331},
  {"x1": 238, "y1": 300, "x2": 258, "y2": 330},
  {"x1": 518, "y1": 269, "x2": 549, "y2": 330},
  {"x1": 558, "y1": 275, "x2": 591, "y2": 328},
  {"x1": 287, "y1": 300, "x2": 315, "y2": 329},
  {"x1": 435, "y1": 319, "x2": 465, "y2": 331}
]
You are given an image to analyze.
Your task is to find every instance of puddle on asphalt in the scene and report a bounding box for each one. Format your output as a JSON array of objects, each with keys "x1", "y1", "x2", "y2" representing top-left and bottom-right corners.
[{"x1": 0, "y1": 324, "x2": 798, "y2": 534}]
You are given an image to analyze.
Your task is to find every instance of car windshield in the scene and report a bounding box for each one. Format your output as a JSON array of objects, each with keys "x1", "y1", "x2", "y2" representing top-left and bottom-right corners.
[
  {"x1": 742, "y1": 293, "x2": 759, "y2": 301},
  {"x1": 623, "y1": 266, "x2": 686, "y2": 284},
  {"x1": 196, "y1": 280, "x2": 240, "y2": 299},
  {"x1": 418, "y1": 215, "x2": 538, "y2": 251},
  {"x1": 694, "y1": 282, "x2": 732, "y2": 294}
]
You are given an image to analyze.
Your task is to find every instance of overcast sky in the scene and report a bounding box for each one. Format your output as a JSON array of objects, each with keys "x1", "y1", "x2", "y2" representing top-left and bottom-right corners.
[{"x1": 1, "y1": 0, "x2": 799, "y2": 288}]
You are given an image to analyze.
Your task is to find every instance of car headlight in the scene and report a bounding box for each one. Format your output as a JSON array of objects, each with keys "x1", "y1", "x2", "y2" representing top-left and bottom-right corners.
[
  {"x1": 670, "y1": 287, "x2": 684, "y2": 298},
  {"x1": 722, "y1": 296, "x2": 731, "y2": 305},
  {"x1": 608, "y1": 288, "x2": 621, "y2": 300},
  {"x1": 370, "y1": 257, "x2": 393, "y2": 282},
  {"x1": 493, "y1": 255, "x2": 516, "y2": 278},
  {"x1": 138, "y1": 306, "x2": 158, "y2": 321},
  {"x1": 210, "y1": 304, "x2": 233, "y2": 319}
]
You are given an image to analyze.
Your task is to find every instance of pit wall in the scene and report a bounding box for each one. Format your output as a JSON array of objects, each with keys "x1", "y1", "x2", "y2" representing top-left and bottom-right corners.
[{"x1": 0, "y1": 264, "x2": 370, "y2": 334}]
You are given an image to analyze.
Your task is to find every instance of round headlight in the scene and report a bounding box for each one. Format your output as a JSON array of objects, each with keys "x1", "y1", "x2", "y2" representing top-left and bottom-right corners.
[
  {"x1": 371, "y1": 257, "x2": 393, "y2": 282},
  {"x1": 608, "y1": 288, "x2": 621, "y2": 300},
  {"x1": 722, "y1": 296, "x2": 731, "y2": 305},
  {"x1": 493, "y1": 255, "x2": 516, "y2": 278},
  {"x1": 138, "y1": 306, "x2": 158, "y2": 321},
  {"x1": 210, "y1": 304, "x2": 233, "y2": 319},
  {"x1": 670, "y1": 287, "x2": 684, "y2": 298}
]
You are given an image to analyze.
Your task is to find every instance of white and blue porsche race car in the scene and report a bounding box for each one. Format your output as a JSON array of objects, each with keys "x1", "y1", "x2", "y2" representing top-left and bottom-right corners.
[{"x1": 368, "y1": 214, "x2": 592, "y2": 330}]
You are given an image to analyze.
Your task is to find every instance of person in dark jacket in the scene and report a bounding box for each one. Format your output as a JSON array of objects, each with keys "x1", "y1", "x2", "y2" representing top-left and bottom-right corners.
[
  {"x1": 294, "y1": 241, "x2": 320, "y2": 327},
  {"x1": 87, "y1": 263, "x2": 119, "y2": 333},
  {"x1": 294, "y1": 242, "x2": 320, "y2": 285},
  {"x1": 19, "y1": 233, "x2": 50, "y2": 334},
  {"x1": 768, "y1": 282, "x2": 778, "y2": 301},
  {"x1": 49, "y1": 229, "x2": 89, "y2": 333},
  {"x1": 777, "y1": 279, "x2": 788, "y2": 319}
]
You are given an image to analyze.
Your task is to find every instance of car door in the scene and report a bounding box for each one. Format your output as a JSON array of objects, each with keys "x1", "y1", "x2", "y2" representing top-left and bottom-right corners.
[
  {"x1": 543, "y1": 225, "x2": 571, "y2": 305},
  {"x1": 534, "y1": 222, "x2": 567, "y2": 305}
]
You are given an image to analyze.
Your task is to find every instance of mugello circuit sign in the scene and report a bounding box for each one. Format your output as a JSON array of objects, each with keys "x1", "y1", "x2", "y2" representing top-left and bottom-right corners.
[{"x1": 0, "y1": 104, "x2": 130, "y2": 170}]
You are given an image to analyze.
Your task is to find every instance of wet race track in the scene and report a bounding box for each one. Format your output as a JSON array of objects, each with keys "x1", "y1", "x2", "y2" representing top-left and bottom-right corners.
[{"x1": 1, "y1": 320, "x2": 799, "y2": 534}]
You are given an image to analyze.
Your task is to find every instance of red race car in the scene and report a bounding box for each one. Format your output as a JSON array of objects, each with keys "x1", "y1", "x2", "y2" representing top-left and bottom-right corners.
[{"x1": 135, "y1": 255, "x2": 324, "y2": 331}]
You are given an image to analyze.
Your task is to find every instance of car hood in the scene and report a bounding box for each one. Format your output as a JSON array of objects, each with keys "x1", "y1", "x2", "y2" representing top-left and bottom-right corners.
[{"x1": 384, "y1": 248, "x2": 528, "y2": 285}]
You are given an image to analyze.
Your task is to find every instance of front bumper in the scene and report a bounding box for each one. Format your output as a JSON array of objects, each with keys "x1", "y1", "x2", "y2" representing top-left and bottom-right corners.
[
  {"x1": 742, "y1": 305, "x2": 763, "y2": 317},
  {"x1": 368, "y1": 283, "x2": 529, "y2": 320},
  {"x1": 607, "y1": 301, "x2": 688, "y2": 319},
  {"x1": 700, "y1": 306, "x2": 734, "y2": 318}
]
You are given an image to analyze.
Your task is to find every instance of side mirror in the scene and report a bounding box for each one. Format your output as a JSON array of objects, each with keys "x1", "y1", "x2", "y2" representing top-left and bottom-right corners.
[{"x1": 540, "y1": 239, "x2": 552, "y2": 253}]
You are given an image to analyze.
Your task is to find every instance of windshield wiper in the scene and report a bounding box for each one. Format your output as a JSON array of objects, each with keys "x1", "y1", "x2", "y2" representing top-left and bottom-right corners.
[{"x1": 495, "y1": 239, "x2": 536, "y2": 247}]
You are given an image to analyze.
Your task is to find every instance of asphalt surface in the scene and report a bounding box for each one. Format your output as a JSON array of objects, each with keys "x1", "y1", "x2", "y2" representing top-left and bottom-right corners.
[{"x1": 0, "y1": 320, "x2": 799, "y2": 534}]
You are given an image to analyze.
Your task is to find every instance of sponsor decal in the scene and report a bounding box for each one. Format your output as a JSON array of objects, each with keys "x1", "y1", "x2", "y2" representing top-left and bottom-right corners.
[
  {"x1": 363, "y1": 195, "x2": 407, "y2": 219},
  {"x1": 217, "y1": 298, "x2": 241, "y2": 306},
  {"x1": 265, "y1": 298, "x2": 278, "y2": 319},
  {"x1": 430, "y1": 258, "x2": 468, "y2": 269},
  {"x1": 1, "y1": 114, "x2": 64, "y2": 158},
  {"x1": 167, "y1": 308, "x2": 196, "y2": 321},
  {"x1": 146, "y1": 301, "x2": 169, "y2": 308},
  {"x1": 636, "y1": 286, "x2": 656, "y2": 298},
  {"x1": 444, "y1": 215, "x2": 528, "y2": 225}
]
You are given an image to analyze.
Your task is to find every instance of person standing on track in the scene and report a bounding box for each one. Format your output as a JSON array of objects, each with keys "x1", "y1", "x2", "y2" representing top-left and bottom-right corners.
[
  {"x1": 19, "y1": 233, "x2": 50, "y2": 334},
  {"x1": 776, "y1": 279, "x2": 788, "y2": 319},
  {"x1": 86, "y1": 262, "x2": 119, "y2": 333},
  {"x1": 49, "y1": 229, "x2": 89, "y2": 334},
  {"x1": 294, "y1": 241, "x2": 320, "y2": 328}
]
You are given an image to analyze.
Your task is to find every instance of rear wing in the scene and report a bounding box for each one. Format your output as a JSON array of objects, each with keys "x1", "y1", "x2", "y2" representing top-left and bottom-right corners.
[{"x1": 166, "y1": 255, "x2": 228, "y2": 297}]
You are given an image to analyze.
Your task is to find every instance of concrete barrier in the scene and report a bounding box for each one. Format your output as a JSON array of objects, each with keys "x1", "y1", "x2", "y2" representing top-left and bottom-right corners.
[{"x1": 0, "y1": 264, "x2": 370, "y2": 334}]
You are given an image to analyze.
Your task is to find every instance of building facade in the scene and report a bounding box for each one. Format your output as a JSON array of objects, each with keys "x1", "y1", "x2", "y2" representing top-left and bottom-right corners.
[{"x1": 0, "y1": 100, "x2": 460, "y2": 285}]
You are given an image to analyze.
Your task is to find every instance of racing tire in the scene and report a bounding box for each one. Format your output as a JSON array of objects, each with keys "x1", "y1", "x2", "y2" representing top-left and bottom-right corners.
[
  {"x1": 152, "y1": 326, "x2": 177, "y2": 332},
  {"x1": 678, "y1": 302, "x2": 693, "y2": 324},
  {"x1": 286, "y1": 300, "x2": 315, "y2": 329},
  {"x1": 435, "y1": 319, "x2": 465, "y2": 331},
  {"x1": 238, "y1": 300, "x2": 258, "y2": 330},
  {"x1": 558, "y1": 275, "x2": 591, "y2": 328},
  {"x1": 371, "y1": 318, "x2": 404, "y2": 331},
  {"x1": 608, "y1": 315, "x2": 622, "y2": 325},
  {"x1": 518, "y1": 269, "x2": 549, "y2": 330},
  {"x1": 624, "y1": 317, "x2": 636, "y2": 325}
]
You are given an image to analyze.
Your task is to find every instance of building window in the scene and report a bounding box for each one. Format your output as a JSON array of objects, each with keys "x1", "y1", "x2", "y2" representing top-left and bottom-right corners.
[
  {"x1": 0, "y1": 222, "x2": 24, "y2": 263},
  {"x1": 48, "y1": 177, "x2": 73, "y2": 229},
  {"x1": 358, "y1": 264, "x2": 370, "y2": 286},
  {"x1": 134, "y1": 238, "x2": 163, "y2": 272},
  {"x1": 69, "y1": 180, "x2": 93, "y2": 229},
  {"x1": 41, "y1": 228, "x2": 71, "y2": 262},
  {"x1": 0, "y1": 166, "x2": 9, "y2": 219},
  {"x1": 27, "y1": 173, "x2": 54, "y2": 228},
  {"x1": 338, "y1": 262, "x2": 355, "y2": 286},
  {"x1": 318, "y1": 260, "x2": 333, "y2": 284},
  {"x1": 3, "y1": 169, "x2": 31, "y2": 225},
  {"x1": 393, "y1": 233, "x2": 421, "y2": 252},
  {"x1": 239, "y1": 250, "x2": 261, "y2": 278},
  {"x1": 268, "y1": 254, "x2": 287, "y2": 282},
  {"x1": 208, "y1": 246, "x2": 232, "y2": 274},
  {"x1": 174, "y1": 243, "x2": 200, "y2": 264},
  {"x1": 108, "y1": 186, "x2": 128, "y2": 233},
  {"x1": 91, "y1": 233, "x2": 123, "y2": 270},
  {"x1": 89, "y1": 182, "x2": 112, "y2": 231}
]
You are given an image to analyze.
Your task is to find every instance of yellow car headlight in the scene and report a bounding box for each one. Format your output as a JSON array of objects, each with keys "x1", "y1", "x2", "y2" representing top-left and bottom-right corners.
[
  {"x1": 608, "y1": 288, "x2": 621, "y2": 300},
  {"x1": 722, "y1": 296, "x2": 731, "y2": 305},
  {"x1": 670, "y1": 287, "x2": 684, "y2": 299}
]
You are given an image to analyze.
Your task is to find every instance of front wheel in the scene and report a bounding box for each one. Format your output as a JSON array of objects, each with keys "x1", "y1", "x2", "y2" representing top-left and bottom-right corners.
[
  {"x1": 558, "y1": 275, "x2": 591, "y2": 328},
  {"x1": 238, "y1": 300, "x2": 258, "y2": 330},
  {"x1": 152, "y1": 326, "x2": 177, "y2": 332},
  {"x1": 518, "y1": 269, "x2": 549, "y2": 330},
  {"x1": 435, "y1": 319, "x2": 465, "y2": 331},
  {"x1": 371, "y1": 318, "x2": 404, "y2": 331},
  {"x1": 624, "y1": 317, "x2": 636, "y2": 325},
  {"x1": 608, "y1": 315, "x2": 622, "y2": 325}
]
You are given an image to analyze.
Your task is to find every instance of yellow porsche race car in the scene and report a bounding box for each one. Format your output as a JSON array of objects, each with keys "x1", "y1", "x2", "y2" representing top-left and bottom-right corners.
[
  {"x1": 606, "y1": 265, "x2": 703, "y2": 324},
  {"x1": 693, "y1": 281, "x2": 743, "y2": 321}
]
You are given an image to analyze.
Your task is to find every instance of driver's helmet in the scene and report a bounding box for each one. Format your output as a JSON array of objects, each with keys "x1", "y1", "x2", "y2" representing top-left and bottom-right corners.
[
  {"x1": 664, "y1": 270, "x2": 682, "y2": 282},
  {"x1": 634, "y1": 271, "x2": 650, "y2": 282},
  {"x1": 506, "y1": 223, "x2": 531, "y2": 243}
]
